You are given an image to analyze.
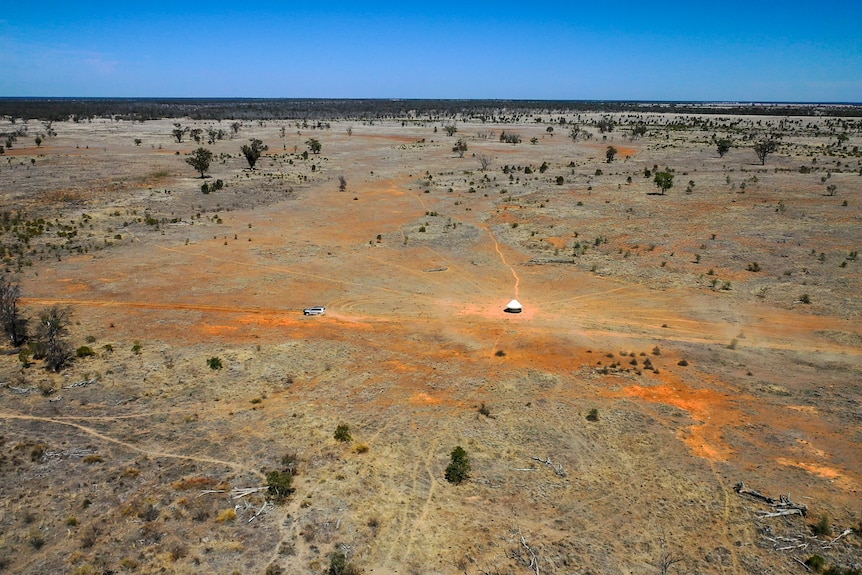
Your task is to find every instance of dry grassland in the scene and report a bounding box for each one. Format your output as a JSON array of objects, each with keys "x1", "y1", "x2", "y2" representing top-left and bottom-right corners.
[{"x1": 0, "y1": 110, "x2": 860, "y2": 575}]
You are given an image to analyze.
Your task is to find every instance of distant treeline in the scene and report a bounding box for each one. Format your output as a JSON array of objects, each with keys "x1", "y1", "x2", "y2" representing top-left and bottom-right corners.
[{"x1": 1, "y1": 98, "x2": 860, "y2": 121}]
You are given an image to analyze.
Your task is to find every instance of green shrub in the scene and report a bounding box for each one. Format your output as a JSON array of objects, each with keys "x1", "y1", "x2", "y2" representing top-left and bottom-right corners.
[
  {"x1": 76, "y1": 346, "x2": 96, "y2": 358},
  {"x1": 812, "y1": 513, "x2": 832, "y2": 536},
  {"x1": 586, "y1": 408, "x2": 599, "y2": 422},
  {"x1": 327, "y1": 551, "x2": 361, "y2": 575},
  {"x1": 266, "y1": 470, "x2": 294, "y2": 501},
  {"x1": 207, "y1": 357, "x2": 223, "y2": 370},
  {"x1": 805, "y1": 555, "x2": 825, "y2": 572},
  {"x1": 334, "y1": 424, "x2": 352, "y2": 443},
  {"x1": 445, "y1": 446, "x2": 470, "y2": 484}
]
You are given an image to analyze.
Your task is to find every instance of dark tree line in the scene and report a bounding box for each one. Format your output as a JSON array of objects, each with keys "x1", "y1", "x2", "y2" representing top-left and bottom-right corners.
[{"x1": 2, "y1": 98, "x2": 860, "y2": 122}]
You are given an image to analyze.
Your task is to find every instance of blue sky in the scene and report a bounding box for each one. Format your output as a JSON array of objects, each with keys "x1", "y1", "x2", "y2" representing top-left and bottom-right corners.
[{"x1": 1, "y1": 1, "x2": 859, "y2": 101}]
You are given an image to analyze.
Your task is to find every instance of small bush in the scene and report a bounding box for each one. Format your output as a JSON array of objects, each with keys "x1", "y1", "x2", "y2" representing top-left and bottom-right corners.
[
  {"x1": 800, "y1": 293, "x2": 811, "y2": 304},
  {"x1": 805, "y1": 555, "x2": 826, "y2": 572},
  {"x1": 327, "y1": 551, "x2": 361, "y2": 575},
  {"x1": 334, "y1": 424, "x2": 352, "y2": 442},
  {"x1": 445, "y1": 446, "x2": 470, "y2": 484},
  {"x1": 677, "y1": 359, "x2": 689, "y2": 366},
  {"x1": 76, "y1": 346, "x2": 96, "y2": 358},
  {"x1": 586, "y1": 408, "x2": 599, "y2": 422},
  {"x1": 477, "y1": 403, "x2": 491, "y2": 417},
  {"x1": 812, "y1": 513, "x2": 831, "y2": 536},
  {"x1": 207, "y1": 357, "x2": 223, "y2": 370},
  {"x1": 354, "y1": 443, "x2": 369, "y2": 454},
  {"x1": 28, "y1": 528, "x2": 46, "y2": 549},
  {"x1": 216, "y1": 508, "x2": 236, "y2": 523}
]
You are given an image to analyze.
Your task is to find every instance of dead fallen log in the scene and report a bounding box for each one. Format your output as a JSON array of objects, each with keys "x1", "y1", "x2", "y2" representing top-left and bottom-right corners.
[
  {"x1": 734, "y1": 482, "x2": 807, "y2": 516},
  {"x1": 64, "y1": 377, "x2": 99, "y2": 389},
  {"x1": 529, "y1": 456, "x2": 567, "y2": 478},
  {"x1": 757, "y1": 509, "x2": 805, "y2": 519},
  {"x1": 230, "y1": 486, "x2": 267, "y2": 499}
]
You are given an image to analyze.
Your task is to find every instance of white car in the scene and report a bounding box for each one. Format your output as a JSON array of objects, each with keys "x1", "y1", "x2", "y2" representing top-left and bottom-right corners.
[{"x1": 303, "y1": 306, "x2": 326, "y2": 316}]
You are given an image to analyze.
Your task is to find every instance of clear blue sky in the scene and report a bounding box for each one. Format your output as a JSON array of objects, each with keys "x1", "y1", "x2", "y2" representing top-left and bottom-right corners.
[{"x1": 1, "y1": 1, "x2": 859, "y2": 102}]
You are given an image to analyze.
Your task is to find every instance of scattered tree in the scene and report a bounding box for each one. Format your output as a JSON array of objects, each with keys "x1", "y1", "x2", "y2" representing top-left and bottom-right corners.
[
  {"x1": 306, "y1": 138, "x2": 322, "y2": 154},
  {"x1": 606, "y1": 146, "x2": 618, "y2": 163},
  {"x1": 172, "y1": 123, "x2": 186, "y2": 143},
  {"x1": 445, "y1": 446, "x2": 470, "y2": 484},
  {"x1": 230, "y1": 121, "x2": 241, "y2": 135},
  {"x1": 653, "y1": 171, "x2": 674, "y2": 195},
  {"x1": 569, "y1": 125, "x2": 581, "y2": 141},
  {"x1": 241, "y1": 138, "x2": 268, "y2": 170},
  {"x1": 34, "y1": 136, "x2": 42, "y2": 147},
  {"x1": 338, "y1": 175, "x2": 347, "y2": 192},
  {"x1": 0, "y1": 278, "x2": 27, "y2": 347},
  {"x1": 477, "y1": 154, "x2": 491, "y2": 171},
  {"x1": 716, "y1": 138, "x2": 732, "y2": 157},
  {"x1": 452, "y1": 137, "x2": 468, "y2": 158},
  {"x1": 443, "y1": 124, "x2": 458, "y2": 136},
  {"x1": 35, "y1": 305, "x2": 72, "y2": 372},
  {"x1": 753, "y1": 139, "x2": 778, "y2": 165},
  {"x1": 596, "y1": 118, "x2": 615, "y2": 133},
  {"x1": 134, "y1": 138, "x2": 142, "y2": 146},
  {"x1": 185, "y1": 147, "x2": 213, "y2": 178}
]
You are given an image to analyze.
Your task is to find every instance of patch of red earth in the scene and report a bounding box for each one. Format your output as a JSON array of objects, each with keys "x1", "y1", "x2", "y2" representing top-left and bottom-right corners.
[
  {"x1": 582, "y1": 143, "x2": 639, "y2": 157},
  {"x1": 605, "y1": 371, "x2": 739, "y2": 462}
]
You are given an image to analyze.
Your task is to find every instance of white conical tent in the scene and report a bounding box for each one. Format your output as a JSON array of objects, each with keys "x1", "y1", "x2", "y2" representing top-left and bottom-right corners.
[{"x1": 504, "y1": 299, "x2": 522, "y2": 313}]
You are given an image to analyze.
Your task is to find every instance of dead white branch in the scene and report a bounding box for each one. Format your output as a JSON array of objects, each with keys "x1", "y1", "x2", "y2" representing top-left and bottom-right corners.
[
  {"x1": 518, "y1": 528, "x2": 540, "y2": 575},
  {"x1": 824, "y1": 529, "x2": 853, "y2": 548},
  {"x1": 794, "y1": 557, "x2": 811, "y2": 572},
  {"x1": 248, "y1": 500, "x2": 273, "y2": 523},
  {"x1": 529, "y1": 456, "x2": 566, "y2": 478},
  {"x1": 757, "y1": 509, "x2": 804, "y2": 519},
  {"x1": 230, "y1": 486, "x2": 267, "y2": 499},
  {"x1": 8, "y1": 385, "x2": 34, "y2": 394},
  {"x1": 63, "y1": 376, "x2": 99, "y2": 389},
  {"x1": 197, "y1": 489, "x2": 226, "y2": 497}
]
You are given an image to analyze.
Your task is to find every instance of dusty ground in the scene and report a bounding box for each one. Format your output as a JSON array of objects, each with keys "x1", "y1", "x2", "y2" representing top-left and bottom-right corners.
[{"x1": 0, "y1": 111, "x2": 861, "y2": 575}]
